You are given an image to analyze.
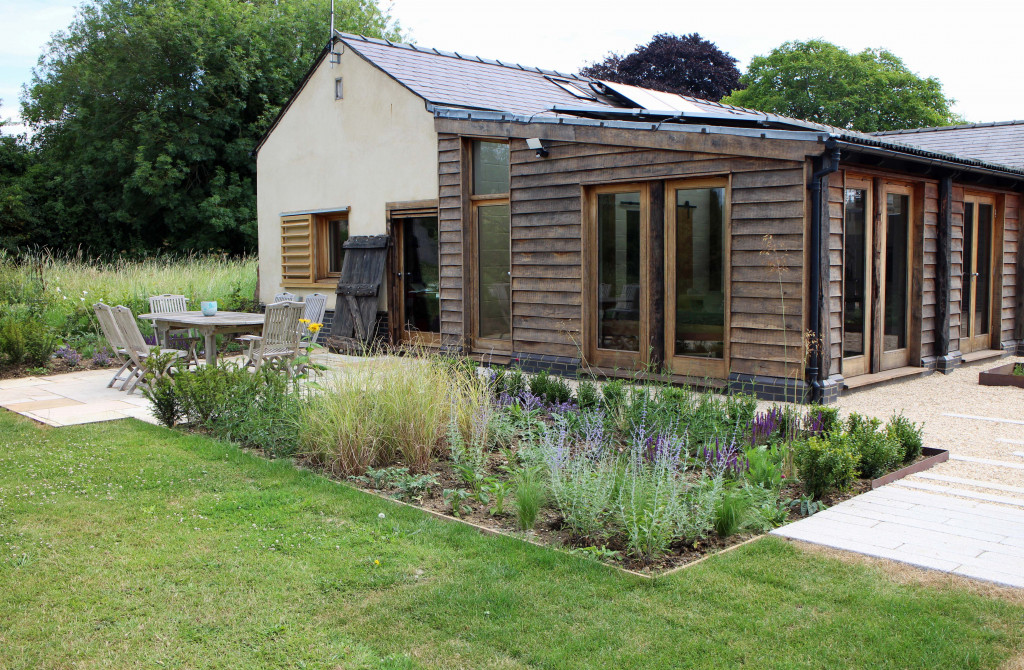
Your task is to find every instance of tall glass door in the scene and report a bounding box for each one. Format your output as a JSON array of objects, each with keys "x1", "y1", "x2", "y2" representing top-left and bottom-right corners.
[
  {"x1": 587, "y1": 184, "x2": 647, "y2": 369},
  {"x1": 880, "y1": 186, "x2": 912, "y2": 370},
  {"x1": 961, "y1": 196, "x2": 995, "y2": 353},
  {"x1": 395, "y1": 215, "x2": 441, "y2": 346},
  {"x1": 842, "y1": 180, "x2": 871, "y2": 377},
  {"x1": 665, "y1": 178, "x2": 728, "y2": 378}
]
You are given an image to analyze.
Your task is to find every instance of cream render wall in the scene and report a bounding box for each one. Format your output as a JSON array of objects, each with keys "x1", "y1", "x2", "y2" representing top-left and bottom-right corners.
[{"x1": 256, "y1": 46, "x2": 439, "y2": 310}]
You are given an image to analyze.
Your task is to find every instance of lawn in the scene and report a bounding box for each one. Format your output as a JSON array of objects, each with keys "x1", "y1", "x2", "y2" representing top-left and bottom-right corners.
[{"x1": 0, "y1": 410, "x2": 1021, "y2": 670}]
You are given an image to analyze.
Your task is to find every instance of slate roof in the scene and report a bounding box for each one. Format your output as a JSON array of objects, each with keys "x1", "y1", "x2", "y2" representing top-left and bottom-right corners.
[
  {"x1": 256, "y1": 32, "x2": 1024, "y2": 178},
  {"x1": 874, "y1": 121, "x2": 1024, "y2": 170},
  {"x1": 338, "y1": 33, "x2": 621, "y2": 115}
]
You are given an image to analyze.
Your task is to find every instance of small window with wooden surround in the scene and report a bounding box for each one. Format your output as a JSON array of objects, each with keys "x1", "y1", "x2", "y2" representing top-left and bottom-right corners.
[{"x1": 280, "y1": 210, "x2": 349, "y2": 286}]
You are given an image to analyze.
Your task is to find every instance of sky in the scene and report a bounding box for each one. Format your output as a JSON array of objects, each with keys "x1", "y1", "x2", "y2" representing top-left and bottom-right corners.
[{"x1": 1, "y1": 0, "x2": 1022, "y2": 134}]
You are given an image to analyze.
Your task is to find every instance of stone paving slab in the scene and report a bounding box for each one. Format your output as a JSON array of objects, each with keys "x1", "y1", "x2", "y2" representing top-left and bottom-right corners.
[{"x1": 773, "y1": 486, "x2": 1024, "y2": 588}]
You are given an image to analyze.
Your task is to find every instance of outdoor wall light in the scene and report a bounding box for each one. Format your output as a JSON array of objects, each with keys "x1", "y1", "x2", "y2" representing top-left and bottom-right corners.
[{"x1": 525, "y1": 137, "x2": 549, "y2": 158}]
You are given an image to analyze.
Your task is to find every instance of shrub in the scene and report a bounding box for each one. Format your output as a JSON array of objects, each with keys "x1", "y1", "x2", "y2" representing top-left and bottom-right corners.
[
  {"x1": 144, "y1": 374, "x2": 182, "y2": 428},
  {"x1": 503, "y1": 367, "x2": 526, "y2": 397},
  {"x1": 24, "y1": 327, "x2": 60, "y2": 367},
  {"x1": 544, "y1": 375, "x2": 573, "y2": 404},
  {"x1": 513, "y1": 466, "x2": 545, "y2": 531},
  {"x1": 725, "y1": 392, "x2": 757, "y2": 430},
  {"x1": 846, "y1": 413, "x2": 901, "y2": 479},
  {"x1": 601, "y1": 379, "x2": 626, "y2": 414},
  {"x1": 528, "y1": 370, "x2": 551, "y2": 401},
  {"x1": 887, "y1": 413, "x2": 924, "y2": 463},
  {"x1": 575, "y1": 378, "x2": 601, "y2": 410},
  {"x1": 793, "y1": 434, "x2": 858, "y2": 498}
]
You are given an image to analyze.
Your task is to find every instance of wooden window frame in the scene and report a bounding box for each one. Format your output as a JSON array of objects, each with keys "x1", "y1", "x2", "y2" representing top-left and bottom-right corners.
[
  {"x1": 664, "y1": 176, "x2": 731, "y2": 379},
  {"x1": 840, "y1": 175, "x2": 874, "y2": 378},
  {"x1": 961, "y1": 191, "x2": 1000, "y2": 353},
  {"x1": 280, "y1": 208, "x2": 349, "y2": 288},
  {"x1": 582, "y1": 182, "x2": 651, "y2": 370},
  {"x1": 466, "y1": 138, "x2": 512, "y2": 353}
]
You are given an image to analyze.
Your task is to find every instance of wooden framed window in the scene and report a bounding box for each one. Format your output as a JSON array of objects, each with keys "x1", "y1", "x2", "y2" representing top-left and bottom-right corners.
[
  {"x1": 583, "y1": 182, "x2": 650, "y2": 370},
  {"x1": 841, "y1": 176, "x2": 873, "y2": 378},
  {"x1": 279, "y1": 209, "x2": 348, "y2": 286},
  {"x1": 468, "y1": 139, "x2": 511, "y2": 351},
  {"x1": 961, "y1": 192, "x2": 998, "y2": 354}
]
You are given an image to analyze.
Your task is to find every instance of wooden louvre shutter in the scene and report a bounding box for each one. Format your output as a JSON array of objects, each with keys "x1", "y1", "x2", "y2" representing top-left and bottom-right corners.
[{"x1": 281, "y1": 214, "x2": 313, "y2": 284}]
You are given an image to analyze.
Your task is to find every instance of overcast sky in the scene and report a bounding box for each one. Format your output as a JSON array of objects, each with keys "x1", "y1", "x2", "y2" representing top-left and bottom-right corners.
[{"x1": 2, "y1": 0, "x2": 1021, "y2": 133}]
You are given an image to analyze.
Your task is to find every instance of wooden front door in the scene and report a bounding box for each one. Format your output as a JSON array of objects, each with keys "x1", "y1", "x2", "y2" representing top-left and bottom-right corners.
[
  {"x1": 393, "y1": 213, "x2": 441, "y2": 347},
  {"x1": 961, "y1": 195, "x2": 996, "y2": 354}
]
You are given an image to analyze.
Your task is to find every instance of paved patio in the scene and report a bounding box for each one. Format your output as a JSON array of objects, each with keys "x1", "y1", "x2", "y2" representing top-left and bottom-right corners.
[{"x1": 0, "y1": 369, "x2": 158, "y2": 426}]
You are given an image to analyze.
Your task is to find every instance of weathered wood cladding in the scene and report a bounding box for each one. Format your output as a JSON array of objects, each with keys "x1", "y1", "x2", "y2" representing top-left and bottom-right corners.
[
  {"x1": 1001, "y1": 194, "x2": 1019, "y2": 345},
  {"x1": 437, "y1": 122, "x2": 816, "y2": 378}
]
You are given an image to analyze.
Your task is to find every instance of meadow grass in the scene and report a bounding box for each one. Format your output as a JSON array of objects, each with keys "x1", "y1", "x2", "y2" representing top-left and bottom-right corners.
[{"x1": 0, "y1": 410, "x2": 1021, "y2": 669}]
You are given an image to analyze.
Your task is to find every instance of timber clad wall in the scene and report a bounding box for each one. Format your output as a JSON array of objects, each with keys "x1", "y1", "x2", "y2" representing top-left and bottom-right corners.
[
  {"x1": 438, "y1": 127, "x2": 811, "y2": 378},
  {"x1": 1002, "y1": 194, "x2": 1019, "y2": 345},
  {"x1": 922, "y1": 181, "x2": 939, "y2": 362},
  {"x1": 951, "y1": 186, "x2": 965, "y2": 351},
  {"x1": 826, "y1": 172, "x2": 843, "y2": 375}
]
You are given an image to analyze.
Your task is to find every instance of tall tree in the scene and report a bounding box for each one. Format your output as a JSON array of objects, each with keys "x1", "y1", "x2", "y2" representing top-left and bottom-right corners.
[
  {"x1": 722, "y1": 40, "x2": 961, "y2": 132},
  {"x1": 17, "y1": 0, "x2": 399, "y2": 255},
  {"x1": 580, "y1": 33, "x2": 742, "y2": 102}
]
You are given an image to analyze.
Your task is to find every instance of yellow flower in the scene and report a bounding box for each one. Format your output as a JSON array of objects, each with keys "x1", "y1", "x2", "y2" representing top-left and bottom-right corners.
[
  {"x1": 374, "y1": 559, "x2": 380, "y2": 565},
  {"x1": 299, "y1": 318, "x2": 311, "y2": 325},
  {"x1": 308, "y1": 322, "x2": 322, "y2": 334}
]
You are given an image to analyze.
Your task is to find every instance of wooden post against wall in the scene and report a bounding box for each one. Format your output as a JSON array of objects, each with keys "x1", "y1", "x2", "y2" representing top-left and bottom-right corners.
[
  {"x1": 936, "y1": 175, "x2": 952, "y2": 357},
  {"x1": 649, "y1": 180, "x2": 666, "y2": 369}
]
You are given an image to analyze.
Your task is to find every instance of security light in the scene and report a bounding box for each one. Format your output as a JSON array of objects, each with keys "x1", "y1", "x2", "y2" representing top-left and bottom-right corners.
[{"x1": 525, "y1": 137, "x2": 548, "y2": 158}]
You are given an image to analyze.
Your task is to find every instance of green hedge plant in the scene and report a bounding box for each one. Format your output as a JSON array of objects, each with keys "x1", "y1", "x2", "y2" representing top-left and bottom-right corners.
[{"x1": 793, "y1": 434, "x2": 859, "y2": 498}]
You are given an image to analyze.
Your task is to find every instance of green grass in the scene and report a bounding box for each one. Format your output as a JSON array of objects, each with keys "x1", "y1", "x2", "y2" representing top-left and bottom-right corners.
[{"x1": 0, "y1": 410, "x2": 1021, "y2": 669}]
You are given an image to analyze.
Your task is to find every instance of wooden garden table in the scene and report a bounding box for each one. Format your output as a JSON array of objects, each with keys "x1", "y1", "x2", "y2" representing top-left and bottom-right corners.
[{"x1": 138, "y1": 311, "x2": 264, "y2": 366}]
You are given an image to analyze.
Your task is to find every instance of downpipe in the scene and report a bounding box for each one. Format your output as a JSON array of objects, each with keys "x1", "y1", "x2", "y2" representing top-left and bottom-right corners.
[{"x1": 807, "y1": 139, "x2": 841, "y2": 403}]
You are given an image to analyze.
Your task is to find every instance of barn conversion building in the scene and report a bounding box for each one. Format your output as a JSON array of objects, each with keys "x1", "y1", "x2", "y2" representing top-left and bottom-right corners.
[{"x1": 255, "y1": 33, "x2": 1024, "y2": 402}]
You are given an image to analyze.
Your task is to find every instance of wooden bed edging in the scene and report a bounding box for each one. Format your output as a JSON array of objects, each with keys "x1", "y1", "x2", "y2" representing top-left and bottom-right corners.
[
  {"x1": 978, "y1": 363, "x2": 1024, "y2": 388},
  {"x1": 871, "y1": 446, "x2": 950, "y2": 489}
]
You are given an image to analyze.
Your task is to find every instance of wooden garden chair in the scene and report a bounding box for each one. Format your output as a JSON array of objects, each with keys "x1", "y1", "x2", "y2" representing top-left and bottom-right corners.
[
  {"x1": 241, "y1": 301, "x2": 304, "y2": 377},
  {"x1": 148, "y1": 294, "x2": 200, "y2": 367},
  {"x1": 111, "y1": 305, "x2": 187, "y2": 394},
  {"x1": 274, "y1": 291, "x2": 299, "y2": 303},
  {"x1": 93, "y1": 302, "x2": 137, "y2": 390}
]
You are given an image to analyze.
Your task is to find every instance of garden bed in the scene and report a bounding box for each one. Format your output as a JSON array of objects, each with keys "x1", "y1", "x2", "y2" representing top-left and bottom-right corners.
[
  {"x1": 978, "y1": 362, "x2": 1024, "y2": 388},
  {"x1": 147, "y1": 355, "x2": 934, "y2": 576}
]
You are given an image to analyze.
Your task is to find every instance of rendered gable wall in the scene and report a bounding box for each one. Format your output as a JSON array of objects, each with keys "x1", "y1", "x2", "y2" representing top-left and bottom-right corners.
[{"x1": 256, "y1": 45, "x2": 438, "y2": 309}]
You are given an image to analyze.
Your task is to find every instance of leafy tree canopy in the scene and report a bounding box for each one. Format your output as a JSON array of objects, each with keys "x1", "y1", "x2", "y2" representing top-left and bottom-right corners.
[
  {"x1": 722, "y1": 40, "x2": 962, "y2": 132},
  {"x1": 580, "y1": 33, "x2": 742, "y2": 102},
  {"x1": 12, "y1": 0, "x2": 398, "y2": 255}
]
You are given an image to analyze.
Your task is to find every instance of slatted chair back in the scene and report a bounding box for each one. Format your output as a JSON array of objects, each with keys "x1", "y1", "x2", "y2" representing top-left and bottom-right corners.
[
  {"x1": 302, "y1": 293, "x2": 328, "y2": 343},
  {"x1": 93, "y1": 302, "x2": 126, "y2": 352},
  {"x1": 112, "y1": 305, "x2": 151, "y2": 356},
  {"x1": 148, "y1": 294, "x2": 189, "y2": 315},
  {"x1": 274, "y1": 291, "x2": 299, "y2": 303},
  {"x1": 261, "y1": 301, "x2": 304, "y2": 354}
]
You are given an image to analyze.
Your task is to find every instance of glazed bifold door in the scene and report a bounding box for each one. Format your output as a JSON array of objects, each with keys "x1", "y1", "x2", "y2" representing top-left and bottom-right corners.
[
  {"x1": 665, "y1": 178, "x2": 729, "y2": 378},
  {"x1": 961, "y1": 195, "x2": 995, "y2": 353},
  {"x1": 879, "y1": 186, "x2": 913, "y2": 370},
  {"x1": 586, "y1": 184, "x2": 648, "y2": 369},
  {"x1": 842, "y1": 181, "x2": 872, "y2": 377},
  {"x1": 396, "y1": 215, "x2": 441, "y2": 346}
]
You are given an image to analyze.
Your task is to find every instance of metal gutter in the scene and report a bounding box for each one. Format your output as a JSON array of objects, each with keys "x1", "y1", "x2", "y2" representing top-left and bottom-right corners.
[{"x1": 432, "y1": 107, "x2": 830, "y2": 143}]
